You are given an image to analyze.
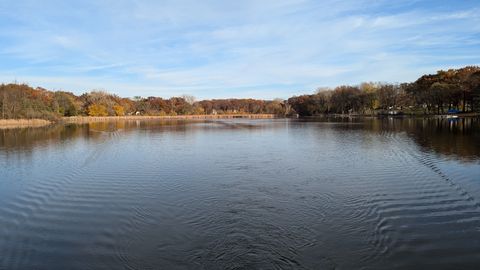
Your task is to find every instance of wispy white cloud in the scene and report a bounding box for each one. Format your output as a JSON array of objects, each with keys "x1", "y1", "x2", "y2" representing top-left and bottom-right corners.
[{"x1": 0, "y1": 0, "x2": 479, "y2": 98}]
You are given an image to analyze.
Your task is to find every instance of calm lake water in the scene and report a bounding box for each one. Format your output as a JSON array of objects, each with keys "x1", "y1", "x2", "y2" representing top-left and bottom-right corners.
[{"x1": 1, "y1": 117, "x2": 480, "y2": 269}]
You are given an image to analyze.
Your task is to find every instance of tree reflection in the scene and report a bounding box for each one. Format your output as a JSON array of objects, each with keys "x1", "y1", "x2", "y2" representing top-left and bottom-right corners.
[{"x1": 1, "y1": 118, "x2": 479, "y2": 162}]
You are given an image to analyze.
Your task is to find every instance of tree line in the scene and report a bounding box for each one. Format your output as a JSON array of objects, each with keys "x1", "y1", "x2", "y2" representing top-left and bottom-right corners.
[
  {"x1": 0, "y1": 84, "x2": 286, "y2": 119},
  {"x1": 1, "y1": 66, "x2": 479, "y2": 120},
  {"x1": 289, "y1": 66, "x2": 480, "y2": 116}
]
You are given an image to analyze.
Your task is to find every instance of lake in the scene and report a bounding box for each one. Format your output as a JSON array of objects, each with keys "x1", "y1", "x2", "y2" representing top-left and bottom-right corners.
[{"x1": 1, "y1": 117, "x2": 479, "y2": 269}]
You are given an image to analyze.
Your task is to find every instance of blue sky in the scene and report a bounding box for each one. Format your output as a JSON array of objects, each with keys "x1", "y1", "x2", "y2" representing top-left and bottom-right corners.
[{"x1": 0, "y1": 0, "x2": 479, "y2": 99}]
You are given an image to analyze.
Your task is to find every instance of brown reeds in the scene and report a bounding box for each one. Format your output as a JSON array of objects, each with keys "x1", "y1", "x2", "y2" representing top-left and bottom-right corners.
[
  {"x1": 61, "y1": 114, "x2": 276, "y2": 124},
  {"x1": 0, "y1": 119, "x2": 52, "y2": 129}
]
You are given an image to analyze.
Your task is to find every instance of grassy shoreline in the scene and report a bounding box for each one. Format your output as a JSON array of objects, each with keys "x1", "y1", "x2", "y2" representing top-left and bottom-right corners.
[
  {"x1": 0, "y1": 114, "x2": 276, "y2": 128},
  {"x1": 61, "y1": 114, "x2": 276, "y2": 123},
  {"x1": 2, "y1": 112, "x2": 477, "y2": 129},
  {"x1": 0, "y1": 119, "x2": 52, "y2": 129}
]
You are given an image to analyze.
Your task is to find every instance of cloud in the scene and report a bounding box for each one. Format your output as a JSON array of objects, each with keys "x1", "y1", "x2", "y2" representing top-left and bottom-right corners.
[{"x1": 0, "y1": 0, "x2": 479, "y2": 98}]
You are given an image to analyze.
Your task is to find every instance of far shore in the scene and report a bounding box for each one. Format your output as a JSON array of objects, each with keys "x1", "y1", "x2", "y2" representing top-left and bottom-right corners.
[
  {"x1": 61, "y1": 114, "x2": 276, "y2": 123},
  {"x1": 303, "y1": 112, "x2": 480, "y2": 118},
  {"x1": 2, "y1": 112, "x2": 478, "y2": 129}
]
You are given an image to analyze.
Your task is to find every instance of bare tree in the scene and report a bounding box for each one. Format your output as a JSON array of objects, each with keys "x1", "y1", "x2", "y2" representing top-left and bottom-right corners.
[{"x1": 182, "y1": 95, "x2": 196, "y2": 105}]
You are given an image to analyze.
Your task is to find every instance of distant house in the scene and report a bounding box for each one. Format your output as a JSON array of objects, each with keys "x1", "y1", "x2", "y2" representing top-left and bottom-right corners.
[{"x1": 212, "y1": 109, "x2": 218, "y2": 115}]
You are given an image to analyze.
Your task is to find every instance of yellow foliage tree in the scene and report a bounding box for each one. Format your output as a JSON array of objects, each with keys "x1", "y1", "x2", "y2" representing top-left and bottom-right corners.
[
  {"x1": 113, "y1": 105, "x2": 125, "y2": 116},
  {"x1": 88, "y1": 104, "x2": 108, "y2": 116},
  {"x1": 194, "y1": 106, "x2": 205, "y2": 115}
]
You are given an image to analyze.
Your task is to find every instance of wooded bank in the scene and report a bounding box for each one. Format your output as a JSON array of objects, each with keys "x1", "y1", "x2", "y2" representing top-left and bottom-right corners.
[{"x1": 1, "y1": 66, "x2": 479, "y2": 119}]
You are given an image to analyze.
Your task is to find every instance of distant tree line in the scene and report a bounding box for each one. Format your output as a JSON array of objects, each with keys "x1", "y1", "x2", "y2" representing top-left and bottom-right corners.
[
  {"x1": 1, "y1": 66, "x2": 479, "y2": 120},
  {"x1": 289, "y1": 66, "x2": 480, "y2": 116},
  {"x1": 0, "y1": 84, "x2": 287, "y2": 120}
]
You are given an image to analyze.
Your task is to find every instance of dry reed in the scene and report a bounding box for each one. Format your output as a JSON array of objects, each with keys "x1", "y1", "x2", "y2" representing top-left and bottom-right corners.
[
  {"x1": 0, "y1": 119, "x2": 52, "y2": 129},
  {"x1": 62, "y1": 114, "x2": 276, "y2": 124}
]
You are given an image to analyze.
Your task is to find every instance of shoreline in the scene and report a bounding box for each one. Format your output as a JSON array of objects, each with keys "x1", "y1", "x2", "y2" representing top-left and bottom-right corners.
[
  {"x1": 303, "y1": 112, "x2": 480, "y2": 118},
  {"x1": 0, "y1": 119, "x2": 52, "y2": 129},
  {"x1": 2, "y1": 112, "x2": 478, "y2": 128},
  {"x1": 62, "y1": 114, "x2": 276, "y2": 124},
  {"x1": 0, "y1": 114, "x2": 275, "y2": 128}
]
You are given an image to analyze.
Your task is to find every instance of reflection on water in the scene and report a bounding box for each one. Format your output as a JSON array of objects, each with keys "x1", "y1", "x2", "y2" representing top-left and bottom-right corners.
[
  {"x1": 0, "y1": 118, "x2": 479, "y2": 269},
  {"x1": 2, "y1": 118, "x2": 478, "y2": 161},
  {"x1": 298, "y1": 117, "x2": 480, "y2": 162}
]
